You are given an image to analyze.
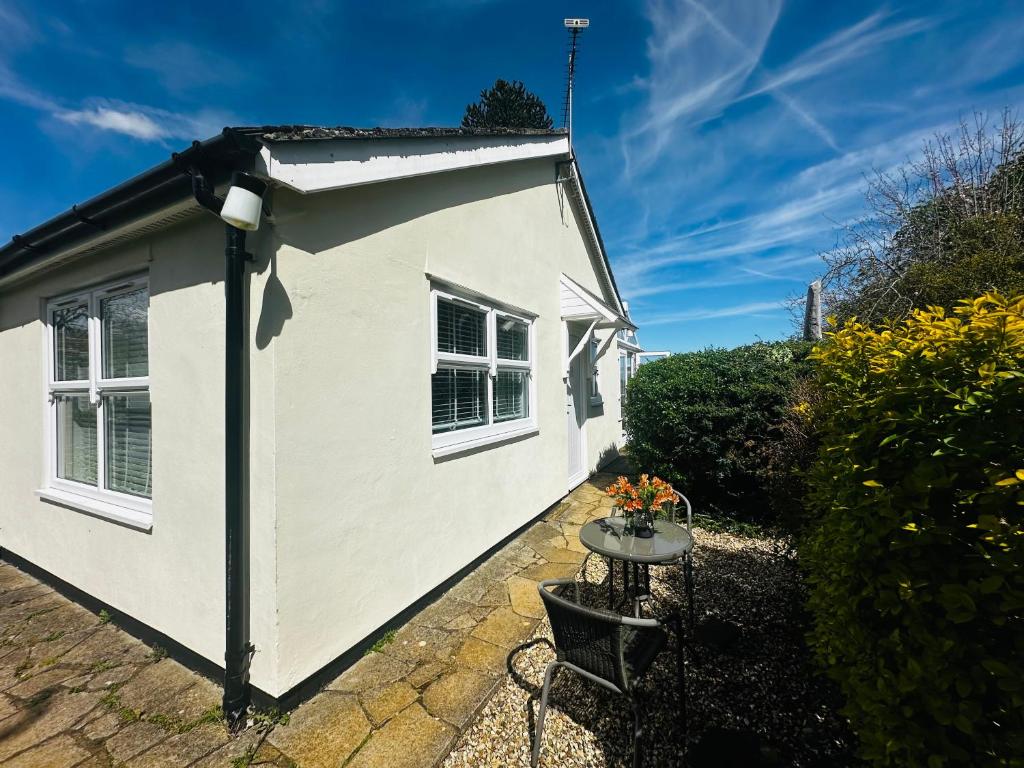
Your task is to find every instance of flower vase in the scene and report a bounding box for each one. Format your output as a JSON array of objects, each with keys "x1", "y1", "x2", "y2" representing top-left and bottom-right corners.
[{"x1": 634, "y1": 508, "x2": 655, "y2": 538}]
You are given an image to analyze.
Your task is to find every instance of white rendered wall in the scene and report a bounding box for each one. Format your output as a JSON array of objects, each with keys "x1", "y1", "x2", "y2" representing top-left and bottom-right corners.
[
  {"x1": 0, "y1": 216, "x2": 281, "y2": 693},
  {"x1": 267, "y1": 158, "x2": 623, "y2": 694}
]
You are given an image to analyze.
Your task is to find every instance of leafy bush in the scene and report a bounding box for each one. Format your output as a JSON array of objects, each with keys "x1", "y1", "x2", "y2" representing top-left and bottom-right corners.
[
  {"x1": 623, "y1": 341, "x2": 812, "y2": 523},
  {"x1": 802, "y1": 294, "x2": 1024, "y2": 766}
]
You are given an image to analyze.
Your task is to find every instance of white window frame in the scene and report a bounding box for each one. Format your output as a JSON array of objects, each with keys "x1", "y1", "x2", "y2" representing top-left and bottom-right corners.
[
  {"x1": 37, "y1": 274, "x2": 152, "y2": 530},
  {"x1": 588, "y1": 336, "x2": 603, "y2": 407},
  {"x1": 619, "y1": 349, "x2": 637, "y2": 411},
  {"x1": 430, "y1": 286, "x2": 537, "y2": 458}
]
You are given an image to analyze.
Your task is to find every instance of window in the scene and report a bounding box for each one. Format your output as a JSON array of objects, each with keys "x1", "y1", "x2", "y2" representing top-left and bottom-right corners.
[
  {"x1": 588, "y1": 337, "x2": 602, "y2": 406},
  {"x1": 42, "y1": 276, "x2": 151, "y2": 528},
  {"x1": 619, "y1": 350, "x2": 637, "y2": 410},
  {"x1": 430, "y1": 287, "x2": 536, "y2": 456}
]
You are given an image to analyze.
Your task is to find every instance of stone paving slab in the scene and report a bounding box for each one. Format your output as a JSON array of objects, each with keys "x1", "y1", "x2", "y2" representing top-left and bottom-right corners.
[{"x1": 0, "y1": 473, "x2": 616, "y2": 767}]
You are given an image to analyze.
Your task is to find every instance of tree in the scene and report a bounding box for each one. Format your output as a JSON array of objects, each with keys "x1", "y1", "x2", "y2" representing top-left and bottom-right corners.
[
  {"x1": 817, "y1": 110, "x2": 1024, "y2": 326},
  {"x1": 461, "y1": 79, "x2": 554, "y2": 131}
]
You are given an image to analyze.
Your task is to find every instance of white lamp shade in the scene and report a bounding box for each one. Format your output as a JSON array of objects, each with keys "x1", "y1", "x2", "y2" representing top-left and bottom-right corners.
[{"x1": 220, "y1": 185, "x2": 263, "y2": 231}]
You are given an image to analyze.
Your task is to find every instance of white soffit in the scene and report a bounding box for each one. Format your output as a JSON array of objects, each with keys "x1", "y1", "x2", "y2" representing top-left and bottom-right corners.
[{"x1": 258, "y1": 134, "x2": 570, "y2": 194}]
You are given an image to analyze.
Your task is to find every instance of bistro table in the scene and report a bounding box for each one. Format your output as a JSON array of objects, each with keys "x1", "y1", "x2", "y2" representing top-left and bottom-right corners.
[{"x1": 579, "y1": 516, "x2": 693, "y2": 617}]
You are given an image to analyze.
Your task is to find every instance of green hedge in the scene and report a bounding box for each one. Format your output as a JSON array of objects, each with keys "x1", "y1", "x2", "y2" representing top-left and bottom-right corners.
[
  {"x1": 803, "y1": 295, "x2": 1024, "y2": 766},
  {"x1": 623, "y1": 341, "x2": 812, "y2": 523}
]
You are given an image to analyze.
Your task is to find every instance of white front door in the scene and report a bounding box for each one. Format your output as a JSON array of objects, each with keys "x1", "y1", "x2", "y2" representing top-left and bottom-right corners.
[{"x1": 567, "y1": 327, "x2": 587, "y2": 489}]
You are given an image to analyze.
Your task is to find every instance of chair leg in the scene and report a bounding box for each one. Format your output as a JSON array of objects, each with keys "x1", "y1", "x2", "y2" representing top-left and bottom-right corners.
[
  {"x1": 675, "y1": 616, "x2": 687, "y2": 735},
  {"x1": 631, "y1": 697, "x2": 644, "y2": 768},
  {"x1": 532, "y1": 661, "x2": 559, "y2": 768},
  {"x1": 684, "y1": 554, "x2": 695, "y2": 630}
]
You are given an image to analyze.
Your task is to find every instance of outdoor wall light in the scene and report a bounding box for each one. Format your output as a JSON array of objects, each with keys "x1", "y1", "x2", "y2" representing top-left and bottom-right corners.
[{"x1": 220, "y1": 172, "x2": 268, "y2": 231}]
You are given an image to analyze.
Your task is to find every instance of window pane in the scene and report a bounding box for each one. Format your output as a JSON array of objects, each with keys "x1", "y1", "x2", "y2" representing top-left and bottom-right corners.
[
  {"x1": 437, "y1": 298, "x2": 486, "y2": 357},
  {"x1": 620, "y1": 354, "x2": 628, "y2": 404},
  {"x1": 56, "y1": 395, "x2": 97, "y2": 485},
  {"x1": 102, "y1": 288, "x2": 149, "y2": 378},
  {"x1": 432, "y1": 368, "x2": 487, "y2": 432},
  {"x1": 496, "y1": 317, "x2": 528, "y2": 360},
  {"x1": 105, "y1": 392, "x2": 152, "y2": 498},
  {"x1": 53, "y1": 304, "x2": 89, "y2": 381},
  {"x1": 493, "y1": 370, "x2": 529, "y2": 422}
]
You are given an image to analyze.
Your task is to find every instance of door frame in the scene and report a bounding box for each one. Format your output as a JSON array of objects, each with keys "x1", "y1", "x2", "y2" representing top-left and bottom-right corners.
[{"x1": 566, "y1": 321, "x2": 589, "y2": 491}]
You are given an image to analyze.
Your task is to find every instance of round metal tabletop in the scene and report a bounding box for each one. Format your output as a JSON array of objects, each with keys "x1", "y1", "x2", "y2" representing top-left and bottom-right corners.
[{"x1": 579, "y1": 517, "x2": 692, "y2": 564}]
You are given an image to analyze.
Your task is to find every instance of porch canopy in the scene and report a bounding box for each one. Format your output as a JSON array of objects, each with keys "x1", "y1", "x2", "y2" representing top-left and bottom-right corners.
[{"x1": 560, "y1": 273, "x2": 635, "y2": 377}]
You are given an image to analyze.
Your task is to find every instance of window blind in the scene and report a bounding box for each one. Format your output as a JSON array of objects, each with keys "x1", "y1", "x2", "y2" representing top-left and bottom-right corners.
[
  {"x1": 56, "y1": 395, "x2": 97, "y2": 485},
  {"x1": 493, "y1": 370, "x2": 528, "y2": 422},
  {"x1": 431, "y1": 368, "x2": 487, "y2": 432},
  {"x1": 496, "y1": 318, "x2": 527, "y2": 360},
  {"x1": 437, "y1": 298, "x2": 486, "y2": 356},
  {"x1": 102, "y1": 289, "x2": 149, "y2": 378},
  {"x1": 53, "y1": 304, "x2": 89, "y2": 381},
  {"x1": 105, "y1": 393, "x2": 152, "y2": 497}
]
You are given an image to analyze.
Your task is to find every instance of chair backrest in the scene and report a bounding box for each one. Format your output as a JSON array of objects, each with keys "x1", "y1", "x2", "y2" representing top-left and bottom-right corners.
[
  {"x1": 665, "y1": 486, "x2": 693, "y2": 534},
  {"x1": 538, "y1": 579, "x2": 658, "y2": 693}
]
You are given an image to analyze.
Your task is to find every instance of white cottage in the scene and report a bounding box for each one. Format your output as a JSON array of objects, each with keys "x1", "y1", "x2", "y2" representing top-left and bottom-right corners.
[{"x1": 0, "y1": 126, "x2": 638, "y2": 715}]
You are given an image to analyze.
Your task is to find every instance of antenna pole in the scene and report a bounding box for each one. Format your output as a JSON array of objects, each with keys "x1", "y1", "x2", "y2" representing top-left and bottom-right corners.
[
  {"x1": 563, "y1": 18, "x2": 589, "y2": 159},
  {"x1": 568, "y1": 27, "x2": 578, "y2": 156}
]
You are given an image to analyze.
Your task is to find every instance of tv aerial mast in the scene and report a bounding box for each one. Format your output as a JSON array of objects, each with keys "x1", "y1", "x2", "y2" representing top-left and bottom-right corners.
[{"x1": 562, "y1": 18, "x2": 589, "y2": 158}]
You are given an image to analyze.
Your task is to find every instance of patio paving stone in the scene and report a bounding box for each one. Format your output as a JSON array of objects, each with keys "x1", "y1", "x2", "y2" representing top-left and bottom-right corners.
[
  {"x1": 453, "y1": 637, "x2": 508, "y2": 673},
  {"x1": 382, "y1": 624, "x2": 460, "y2": 665},
  {"x1": 267, "y1": 692, "x2": 370, "y2": 768},
  {"x1": 104, "y1": 721, "x2": 168, "y2": 763},
  {"x1": 518, "y1": 561, "x2": 582, "y2": 582},
  {"x1": 470, "y1": 607, "x2": 537, "y2": 649},
  {"x1": 360, "y1": 681, "x2": 418, "y2": 726},
  {"x1": 346, "y1": 703, "x2": 454, "y2": 768},
  {"x1": 421, "y1": 670, "x2": 497, "y2": 728},
  {"x1": 506, "y1": 576, "x2": 545, "y2": 619},
  {"x1": 405, "y1": 660, "x2": 450, "y2": 689},
  {"x1": 0, "y1": 475, "x2": 613, "y2": 766},
  {"x1": 124, "y1": 723, "x2": 229, "y2": 767},
  {"x1": 327, "y1": 652, "x2": 412, "y2": 693},
  {"x1": 116, "y1": 660, "x2": 196, "y2": 717},
  {"x1": 0, "y1": 689, "x2": 104, "y2": 762},
  {"x1": 4, "y1": 733, "x2": 91, "y2": 768}
]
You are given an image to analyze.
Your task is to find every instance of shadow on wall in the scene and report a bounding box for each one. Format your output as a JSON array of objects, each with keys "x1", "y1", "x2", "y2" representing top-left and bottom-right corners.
[
  {"x1": 276, "y1": 159, "x2": 554, "y2": 259},
  {"x1": 255, "y1": 249, "x2": 292, "y2": 350},
  {"x1": 595, "y1": 443, "x2": 626, "y2": 474},
  {"x1": 0, "y1": 213, "x2": 228, "y2": 334}
]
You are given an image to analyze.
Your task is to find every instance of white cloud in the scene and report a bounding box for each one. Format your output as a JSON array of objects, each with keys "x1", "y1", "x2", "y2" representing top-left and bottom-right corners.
[
  {"x1": 52, "y1": 100, "x2": 236, "y2": 142},
  {"x1": 639, "y1": 300, "x2": 786, "y2": 326},
  {"x1": 57, "y1": 106, "x2": 166, "y2": 140}
]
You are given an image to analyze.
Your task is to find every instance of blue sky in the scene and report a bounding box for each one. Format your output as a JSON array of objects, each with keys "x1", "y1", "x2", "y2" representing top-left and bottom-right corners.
[{"x1": 2, "y1": 1, "x2": 1023, "y2": 352}]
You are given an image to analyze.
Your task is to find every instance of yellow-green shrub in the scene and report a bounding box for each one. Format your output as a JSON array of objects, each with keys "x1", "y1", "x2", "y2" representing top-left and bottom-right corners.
[{"x1": 803, "y1": 294, "x2": 1024, "y2": 766}]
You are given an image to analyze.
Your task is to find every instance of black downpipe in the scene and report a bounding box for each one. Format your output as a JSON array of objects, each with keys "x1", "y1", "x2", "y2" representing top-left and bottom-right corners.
[
  {"x1": 223, "y1": 223, "x2": 253, "y2": 728},
  {"x1": 189, "y1": 167, "x2": 254, "y2": 729}
]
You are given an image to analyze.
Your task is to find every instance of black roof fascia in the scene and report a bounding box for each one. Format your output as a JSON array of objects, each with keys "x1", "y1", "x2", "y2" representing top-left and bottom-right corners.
[{"x1": 0, "y1": 129, "x2": 261, "y2": 282}]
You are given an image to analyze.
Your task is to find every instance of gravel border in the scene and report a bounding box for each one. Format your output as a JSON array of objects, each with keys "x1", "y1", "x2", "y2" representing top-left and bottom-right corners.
[{"x1": 442, "y1": 527, "x2": 859, "y2": 767}]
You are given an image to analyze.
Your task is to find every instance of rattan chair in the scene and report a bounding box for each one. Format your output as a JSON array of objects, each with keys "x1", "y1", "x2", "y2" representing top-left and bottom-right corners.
[{"x1": 532, "y1": 578, "x2": 682, "y2": 768}]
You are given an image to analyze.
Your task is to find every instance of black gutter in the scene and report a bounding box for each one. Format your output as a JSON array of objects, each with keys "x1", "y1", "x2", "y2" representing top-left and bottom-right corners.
[{"x1": 0, "y1": 128, "x2": 259, "y2": 282}]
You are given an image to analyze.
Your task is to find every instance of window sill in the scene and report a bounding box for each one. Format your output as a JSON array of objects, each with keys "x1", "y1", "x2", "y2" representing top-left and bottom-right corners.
[
  {"x1": 35, "y1": 488, "x2": 152, "y2": 532},
  {"x1": 432, "y1": 423, "x2": 539, "y2": 459}
]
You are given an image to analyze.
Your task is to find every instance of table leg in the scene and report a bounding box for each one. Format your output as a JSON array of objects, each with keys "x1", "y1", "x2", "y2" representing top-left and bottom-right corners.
[
  {"x1": 607, "y1": 557, "x2": 614, "y2": 608},
  {"x1": 622, "y1": 558, "x2": 630, "y2": 605}
]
